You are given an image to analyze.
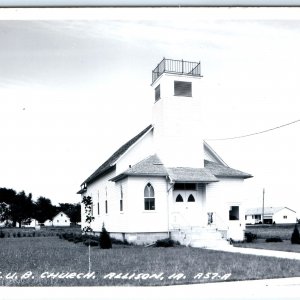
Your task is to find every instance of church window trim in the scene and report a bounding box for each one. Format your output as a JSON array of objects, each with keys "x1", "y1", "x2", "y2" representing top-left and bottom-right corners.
[{"x1": 144, "y1": 183, "x2": 155, "y2": 211}]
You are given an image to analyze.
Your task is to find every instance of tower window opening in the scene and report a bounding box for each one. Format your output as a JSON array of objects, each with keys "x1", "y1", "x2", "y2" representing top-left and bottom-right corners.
[
  {"x1": 155, "y1": 84, "x2": 161, "y2": 102},
  {"x1": 174, "y1": 81, "x2": 192, "y2": 97}
]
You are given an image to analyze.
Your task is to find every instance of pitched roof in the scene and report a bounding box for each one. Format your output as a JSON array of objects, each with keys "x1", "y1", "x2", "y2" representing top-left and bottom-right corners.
[
  {"x1": 82, "y1": 125, "x2": 153, "y2": 185},
  {"x1": 111, "y1": 155, "x2": 218, "y2": 183},
  {"x1": 246, "y1": 207, "x2": 296, "y2": 215},
  {"x1": 81, "y1": 124, "x2": 252, "y2": 186},
  {"x1": 167, "y1": 167, "x2": 218, "y2": 183},
  {"x1": 204, "y1": 160, "x2": 252, "y2": 179},
  {"x1": 110, "y1": 154, "x2": 168, "y2": 182},
  {"x1": 53, "y1": 211, "x2": 70, "y2": 219}
]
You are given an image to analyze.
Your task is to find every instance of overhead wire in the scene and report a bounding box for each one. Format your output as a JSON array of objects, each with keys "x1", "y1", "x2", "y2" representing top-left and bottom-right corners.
[{"x1": 204, "y1": 118, "x2": 300, "y2": 141}]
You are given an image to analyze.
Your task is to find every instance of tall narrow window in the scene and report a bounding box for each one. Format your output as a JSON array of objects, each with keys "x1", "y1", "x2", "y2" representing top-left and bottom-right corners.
[
  {"x1": 176, "y1": 194, "x2": 184, "y2": 202},
  {"x1": 144, "y1": 183, "x2": 155, "y2": 210},
  {"x1": 120, "y1": 185, "x2": 123, "y2": 212},
  {"x1": 105, "y1": 187, "x2": 108, "y2": 214},
  {"x1": 97, "y1": 190, "x2": 100, "y2": 215},
  {"x1": 155, "y1": 84, "x2": 160, "y2": 102},
  {"x1": 174, "y1": 81, "x2": 192, "y2": 97}
]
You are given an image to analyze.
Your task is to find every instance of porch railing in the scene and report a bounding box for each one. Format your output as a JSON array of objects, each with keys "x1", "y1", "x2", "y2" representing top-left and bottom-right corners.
[
  {"x1": 152, "y1": 58, "x2": 202, "y2": 84},
  {"x1": 208, "y1": 212, "x2": 229, "y2": 230}
]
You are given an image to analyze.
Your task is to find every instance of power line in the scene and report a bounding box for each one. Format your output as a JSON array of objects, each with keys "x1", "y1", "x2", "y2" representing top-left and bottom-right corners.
[{"x1": 204, "y1": 118, "x2": 300, "y2": 141}]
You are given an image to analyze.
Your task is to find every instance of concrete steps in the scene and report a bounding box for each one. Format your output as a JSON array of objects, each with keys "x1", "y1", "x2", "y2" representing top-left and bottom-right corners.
[{"x1": 172, "y1": 226, "x2": 232, "y2": 249}]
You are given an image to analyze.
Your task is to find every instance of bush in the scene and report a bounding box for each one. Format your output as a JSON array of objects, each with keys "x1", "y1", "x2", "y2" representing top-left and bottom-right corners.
[
  {"x1": 99, "y1": 225, "x2": 112, "y2": 249},
  {"x1": 17, "y1": 232, "x2": 21, "y2": 238},
  {"x1": 7, "y1": 232, "x2": 10, "y2": 238},
  {"x1": 291, "y1": 224, "x2": 300, "y2": 244},
  {"x1": 84, "y1": 240, "x2": 99, "y2": 247},
  {"x1": 110, "y1": 237, "x2": 131, "y2": 246},
  {"x1": 245, "y1": 232, "x2": 257, "y2": 243},
  {"x1": 12, "y1": 232, "x2": 16, "y2": 238},
  {"x1": 155, "y1": 238, "x2": 178, "y2": 247},
  {"x1": 0, "y1": 231, "x2": 5, "y2": 238},
  {"x1": 266, "y1": 236, "x2": 282, "y2": 243}
]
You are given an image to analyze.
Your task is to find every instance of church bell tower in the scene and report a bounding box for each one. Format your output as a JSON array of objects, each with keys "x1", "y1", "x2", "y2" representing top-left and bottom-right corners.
[{"x1": 151, "y1": 58, "x2": 204, "y2": 168}]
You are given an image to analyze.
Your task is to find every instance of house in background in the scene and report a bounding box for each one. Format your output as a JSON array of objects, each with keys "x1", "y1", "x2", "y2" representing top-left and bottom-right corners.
[
  {"x1": 78, "y1": 58, "x2": 252, "y2": 247},
  {"x1": 245, "y1": 207, "x2": 297, "y2": 224},
  {"x1": 16, "y1": 218, "x2": 39, "y2": 228},
  {"x1": 44, "y1": 219, "x2": 53, "y2": 226},
  {"x1": 52, "y1": 211, "x2": 70, "y2": 227}
]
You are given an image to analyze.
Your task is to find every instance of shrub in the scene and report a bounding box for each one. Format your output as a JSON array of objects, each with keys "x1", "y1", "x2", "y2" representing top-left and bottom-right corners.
[
  {"x1": 266, "y1": 236, "x2": 282, "y2": 243},
  {"x1": 245, "y1": 232, "x2": 257, "y2": 243},
  {"x1": 7, "y1": 232, "x2": 10, "y2": 238},
  {"x1": 291, "y1": 224, "x2": 300, "y2": 244},
  {"x1": 84, "y1": 240, "x2": 99, "y2": 247},
  {"x1": 155, "y1": 238, "x2": 178, "y2": 247},
  {"x1": 110, "y1": 237, "x2": 131, "y2": 246},
  {"x1": 12, "y1": 232, "x2": 16, "y2": 238},
  {"x1": 99, "y1": 225, "x2": 112, "y2": 249},
  {"x1": 17, "y1": 232, "x2": 21, "y2": 238},
  {"x1": 0, "y1": 231, "x2": 5, "y2": 238},
  {"x1": 32, "y1": 232, "x2": 35, "y2": 237}
]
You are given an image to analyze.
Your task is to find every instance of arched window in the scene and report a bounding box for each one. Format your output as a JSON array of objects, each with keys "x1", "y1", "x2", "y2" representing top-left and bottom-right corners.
[
  {"x1": 144, "y1": 183, "x2": 155, "y2": 210},
  {"x1": 187, "y1": 194, "x2": 195, "y2": 202},
  {"x1": 176, "y1": 194, "x2": 184, "y2": 202}
]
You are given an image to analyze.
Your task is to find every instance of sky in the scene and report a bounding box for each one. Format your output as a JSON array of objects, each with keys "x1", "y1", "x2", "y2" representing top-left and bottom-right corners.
[{"x1": 0, "y1": 8, "x2": 300, "y2": 214}]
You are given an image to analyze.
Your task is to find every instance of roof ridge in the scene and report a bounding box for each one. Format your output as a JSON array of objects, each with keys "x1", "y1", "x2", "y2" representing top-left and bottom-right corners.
[{"x1": 82, "y1": 125, "x2": 153, "y2": 184}]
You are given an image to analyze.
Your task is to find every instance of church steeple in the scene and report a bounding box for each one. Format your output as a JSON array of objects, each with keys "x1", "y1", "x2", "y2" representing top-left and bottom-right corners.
[{"x1": 151, "y1": 58, "x2": 204, "y2": 168}]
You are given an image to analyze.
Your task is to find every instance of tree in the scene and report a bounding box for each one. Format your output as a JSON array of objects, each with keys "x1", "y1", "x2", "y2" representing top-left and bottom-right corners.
[
  {"x1": 0, "y1": 188, "x2": 17, "y2": 204},
  {"x1": 81, "y1": 196, "x2": 95, "y2": 273},
  {"x1": 99, "y1": 223, "x2": 112, "y2": 249},
  {"x1": 0, "y1": 202, "x2": 10, "y2": 223},
  {"x1": 9, "y1": 191, "x2": 34, "y2": 227},
  {"x1": 34, "y1": 197, "x2": 56, "y2": 223},
  {"x1": 59, "y1": 203, "x2": 81, "y2": 224},
  {"x1": 291, "y1": 224, "x2": 300, "y2": 244}
]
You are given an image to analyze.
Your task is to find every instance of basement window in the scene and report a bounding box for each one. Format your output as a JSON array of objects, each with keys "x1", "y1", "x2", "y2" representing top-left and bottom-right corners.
[{"x1": 174, "y1": 81, "x2": 192, "y2": 97}]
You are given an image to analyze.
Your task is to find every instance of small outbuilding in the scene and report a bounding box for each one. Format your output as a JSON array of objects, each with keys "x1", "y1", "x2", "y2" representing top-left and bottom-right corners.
[
  {"x1": 44, "y1": 219, "x2": 53, "y2": 226},
  {"x1": 245, "y1": 207, "x2": 297, "y2": 224},
  {"x1": 52, "y1": 212, "x2": 71, "y2": 227}
]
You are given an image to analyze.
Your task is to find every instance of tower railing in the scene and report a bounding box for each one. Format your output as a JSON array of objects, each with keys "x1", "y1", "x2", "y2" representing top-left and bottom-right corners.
[{"x1": 152, "y1": 58, "x2": 202, "y2": 84}]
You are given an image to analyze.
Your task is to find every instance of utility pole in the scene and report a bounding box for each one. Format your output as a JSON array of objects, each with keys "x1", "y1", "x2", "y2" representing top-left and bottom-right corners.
[{"x1": 262, "y1": 188, "x2": 265, "y2": 224}]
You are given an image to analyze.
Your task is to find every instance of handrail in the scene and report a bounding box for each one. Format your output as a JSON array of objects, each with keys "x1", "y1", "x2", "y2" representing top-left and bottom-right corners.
[
  {"x1": 211, "y1": 211, "x2": 229, "y2": 230},
  {"x1": 170, "y1": 211, "x2": 193, "y2": 230},
  {"x1": 152, "y1": 58, "x2": 202, "y2": 84}
]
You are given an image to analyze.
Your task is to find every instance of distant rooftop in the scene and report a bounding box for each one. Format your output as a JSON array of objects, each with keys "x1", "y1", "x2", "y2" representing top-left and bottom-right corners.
[{"x1": 152, "y1": 58, "x2": 202, "y2": 84}]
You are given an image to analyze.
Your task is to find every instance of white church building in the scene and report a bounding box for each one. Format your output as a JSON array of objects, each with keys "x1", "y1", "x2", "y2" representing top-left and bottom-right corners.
[{"x1": 78, "y1": 58, "x2": 252, "y2": 247}]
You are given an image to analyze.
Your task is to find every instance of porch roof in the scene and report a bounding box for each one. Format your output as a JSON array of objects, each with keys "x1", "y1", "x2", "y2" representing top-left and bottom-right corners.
[
  {"x1": 110, "y1": 155, "x2": 219, "y2": 183},
  {"x1": 109, "y1": 154, "x2": 168, "y2": 182},
  {"x1": 204, "y1": 160, "x2": 252, "y2": 179},
  {"x1": 167, "y1": 167, "x2": 218, "y2": 183}
]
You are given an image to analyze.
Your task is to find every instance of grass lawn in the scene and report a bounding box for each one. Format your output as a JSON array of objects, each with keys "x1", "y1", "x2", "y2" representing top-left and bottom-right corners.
[
  {"x1": 234, "y1": 239, "x2": 300, "y2": 253},
  {"x1": 1, "y1": 237, "x2": 300, "y2": 286}
]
